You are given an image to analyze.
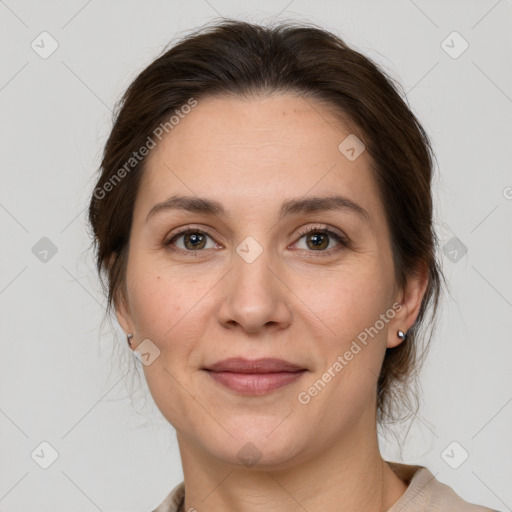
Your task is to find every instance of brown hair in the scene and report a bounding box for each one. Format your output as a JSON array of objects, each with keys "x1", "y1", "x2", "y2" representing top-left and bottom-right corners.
[{"x1": 88, "y1": 18, "x2": 445, "y2": 425}]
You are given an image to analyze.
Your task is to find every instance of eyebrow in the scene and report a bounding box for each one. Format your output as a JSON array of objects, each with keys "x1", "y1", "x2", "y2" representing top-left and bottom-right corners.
[{"x1": 145, "y1": 194, "x2": 371, "y2": 224}]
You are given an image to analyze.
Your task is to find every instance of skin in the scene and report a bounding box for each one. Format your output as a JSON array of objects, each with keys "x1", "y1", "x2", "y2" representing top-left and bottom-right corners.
[{"x1": 115, "y1": 92, "x2": 429, "y2": 511}]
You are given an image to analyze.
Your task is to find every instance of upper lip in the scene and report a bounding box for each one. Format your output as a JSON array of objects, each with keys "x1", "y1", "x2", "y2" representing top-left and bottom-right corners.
[{"x1": 203, "y1": 357, "x2": 305, "y2": 373}]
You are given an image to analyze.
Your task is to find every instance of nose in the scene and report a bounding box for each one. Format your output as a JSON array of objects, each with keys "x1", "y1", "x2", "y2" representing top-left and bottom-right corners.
[{"x1": 217, "y1": 243, "x2": 292, "y2": 335}]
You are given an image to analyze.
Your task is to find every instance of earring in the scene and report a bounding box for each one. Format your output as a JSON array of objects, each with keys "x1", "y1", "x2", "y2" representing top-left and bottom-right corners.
[
  {"x1": 397, "y1": 330, "x2": 407, "y2": 340},
  {"x1": 127, "y1": 333, "x2": 133, "y2": 348}
]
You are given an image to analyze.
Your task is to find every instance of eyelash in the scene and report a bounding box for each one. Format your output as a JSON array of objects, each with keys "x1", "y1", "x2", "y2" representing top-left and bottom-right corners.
[
  {"x1": 164, "y1": 224, "x2": 350, "y2": 258},
  {"x1": 295, "y1": 225, "x2": 350, "y2": 254}
]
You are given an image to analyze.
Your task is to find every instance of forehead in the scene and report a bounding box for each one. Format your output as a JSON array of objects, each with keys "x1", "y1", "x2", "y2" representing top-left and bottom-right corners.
[{"x1": 137, "y1": 93, "x2": 385, "y2": 226}]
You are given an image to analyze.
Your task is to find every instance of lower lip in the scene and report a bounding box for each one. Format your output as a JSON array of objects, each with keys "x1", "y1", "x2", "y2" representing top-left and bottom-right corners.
[{"x1": 205, "y1": 370, "x2": 306, "y2": 395}]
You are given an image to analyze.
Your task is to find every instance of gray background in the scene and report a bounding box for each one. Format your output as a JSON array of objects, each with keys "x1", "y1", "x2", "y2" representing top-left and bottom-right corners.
[{"x1": 1, "y1": 0, "x2": 511, "y2": 511}]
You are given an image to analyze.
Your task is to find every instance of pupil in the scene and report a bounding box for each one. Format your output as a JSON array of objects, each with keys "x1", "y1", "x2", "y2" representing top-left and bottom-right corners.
[
  {"x1": 186, "y1": 233, "x2": 205, "y2": 249},
  {"x1": 309, "y1": 233, "x2": 327, "y2": 249}
]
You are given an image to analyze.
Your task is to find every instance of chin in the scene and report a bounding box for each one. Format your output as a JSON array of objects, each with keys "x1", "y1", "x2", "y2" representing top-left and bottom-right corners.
[
  {"x1": 211, "y1": 440, "x2": 307, "y2": 471},
  {"x1": 195, "y1": 416, "x2": 312, "y2": 470}
]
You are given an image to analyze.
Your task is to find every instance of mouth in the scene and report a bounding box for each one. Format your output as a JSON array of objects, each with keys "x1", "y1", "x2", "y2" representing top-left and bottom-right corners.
[
  {"x1": 204, "y1": 357, "x2": 305, "y2": 373},
  {"x1": 202, "y1": 358, "x2": 307, "y2": 395}
]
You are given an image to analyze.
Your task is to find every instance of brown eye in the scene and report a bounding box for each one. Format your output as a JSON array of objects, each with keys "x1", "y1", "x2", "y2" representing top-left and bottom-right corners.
[
  {"x1": 165, "y1": 229, "x2": 217, "y2": 252},
  {"x1": 294, "y1": 225, "x2": 350, "y2": 254},
  {"x1": 182, "y1": 232, "x2": 207, "y2": 250},
  {"x1": 304, "y1": 231, "x2": 329, "y2": 250}
]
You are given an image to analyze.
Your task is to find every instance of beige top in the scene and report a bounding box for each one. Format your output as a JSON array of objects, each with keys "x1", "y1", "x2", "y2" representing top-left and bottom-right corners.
[{"x1": 151, "y1": 461, "x2": 499, "y2": 512}]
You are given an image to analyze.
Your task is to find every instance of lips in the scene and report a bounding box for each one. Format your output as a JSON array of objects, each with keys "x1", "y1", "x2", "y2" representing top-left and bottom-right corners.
[
  {"x1": 203, "y1": 358, "x2": 307, "y2": 395},
  {"x1": 204, "y1": 357, "x2": 305, "y2": 373}
]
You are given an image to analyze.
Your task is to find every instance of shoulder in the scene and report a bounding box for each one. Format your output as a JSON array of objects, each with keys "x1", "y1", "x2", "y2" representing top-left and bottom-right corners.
[
  {"x1": 386, "y1": 461, "x2": 499, "y2": 512},
  {"x1": 149, "y1": 467, "x2": 501, "y2": 512},
  {"x1": 427, "y1": 473, "x2": 499, "y2": 512},
  {"x1": 150, "y1": 481, "x2": 185, "y2": 512}
]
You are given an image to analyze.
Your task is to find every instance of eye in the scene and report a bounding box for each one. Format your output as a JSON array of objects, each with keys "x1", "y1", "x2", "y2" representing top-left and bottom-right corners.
[
  {"x1": 292, "y1": 225, "x2": 350, "y2": 254},
  {"x1": 164, "y1": 224, "x2": 350, "y2": 257},
  {"x1": 164, "y1": 228, "x2": 219, "y2": 254}
]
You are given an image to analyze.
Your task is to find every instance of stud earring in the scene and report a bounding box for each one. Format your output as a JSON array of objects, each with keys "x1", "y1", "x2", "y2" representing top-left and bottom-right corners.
[
  {"x1": 127, "y1": 333, "x2": 133, "y2": 348},
  {"x1": 397, "y1": 330, "x2": 407, "y2": 340}
]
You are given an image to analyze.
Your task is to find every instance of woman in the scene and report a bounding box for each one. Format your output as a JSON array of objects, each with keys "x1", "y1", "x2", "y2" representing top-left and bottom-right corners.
[{"x1": 88, "y1": 19, "x2": 498, "y2": 512}]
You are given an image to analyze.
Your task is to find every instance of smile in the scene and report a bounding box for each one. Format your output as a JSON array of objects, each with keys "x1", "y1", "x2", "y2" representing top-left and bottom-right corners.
[{"x1": 204, "y1": 369, "x2": 307, "y2": 395}]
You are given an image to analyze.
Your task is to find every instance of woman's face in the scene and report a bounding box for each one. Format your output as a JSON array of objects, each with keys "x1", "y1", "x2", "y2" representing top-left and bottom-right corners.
[{"x1": 116, "y1": 93, "x2": 420, "y2": 468}]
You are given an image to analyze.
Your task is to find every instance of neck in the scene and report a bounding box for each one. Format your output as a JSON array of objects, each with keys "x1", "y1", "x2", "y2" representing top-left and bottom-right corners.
[{"x1": 176, "y1": 406, "x2": 408, "y2": 512}]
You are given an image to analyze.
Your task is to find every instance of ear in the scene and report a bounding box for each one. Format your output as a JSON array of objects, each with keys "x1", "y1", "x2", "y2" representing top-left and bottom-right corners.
[
  {"x1": 387, "y1": 261, "x2": 429, "y2": 349},
  {"x1": 107, "y1": 253, "x2": 134, "y2": 336},
  {"x1": 114, "y1": 288, "x2": 134, "y2": 336}
]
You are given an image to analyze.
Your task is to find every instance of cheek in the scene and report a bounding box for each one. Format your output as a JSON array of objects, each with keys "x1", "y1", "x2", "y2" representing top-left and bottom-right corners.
[
  {"x1": 299, "y1": 261, "x2": 392, "y2": 405},
  {"x1": 303, "y1": 260, "x2": 393, "y2": 344},
  {"x1": 126, "y1": 256, "x2": 207, "y2": 380},
  {"x1": 126, "y1": 255, "x2": 186, "y2": 336},
  {"x1": 131, "y1": 268, "x2": 202, "y2": 429},
  {"x1": 299, "y1": 275, "x2": 391, "y2": 430}
]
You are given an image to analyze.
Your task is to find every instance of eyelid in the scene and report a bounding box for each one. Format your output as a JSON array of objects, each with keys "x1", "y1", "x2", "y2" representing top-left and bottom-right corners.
[
  {"x1": 294, "y1": 223, "x2": 348, "y2": 243},
  {"x1": 292, "y1": 224, "x2": 351, "y2": 252},
  {"x1": 164, "y1": 223, "x2": 350, "y2": 255},
  {"x1": 164, "y1": 225, "x2": 221, "y2": 250}
]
